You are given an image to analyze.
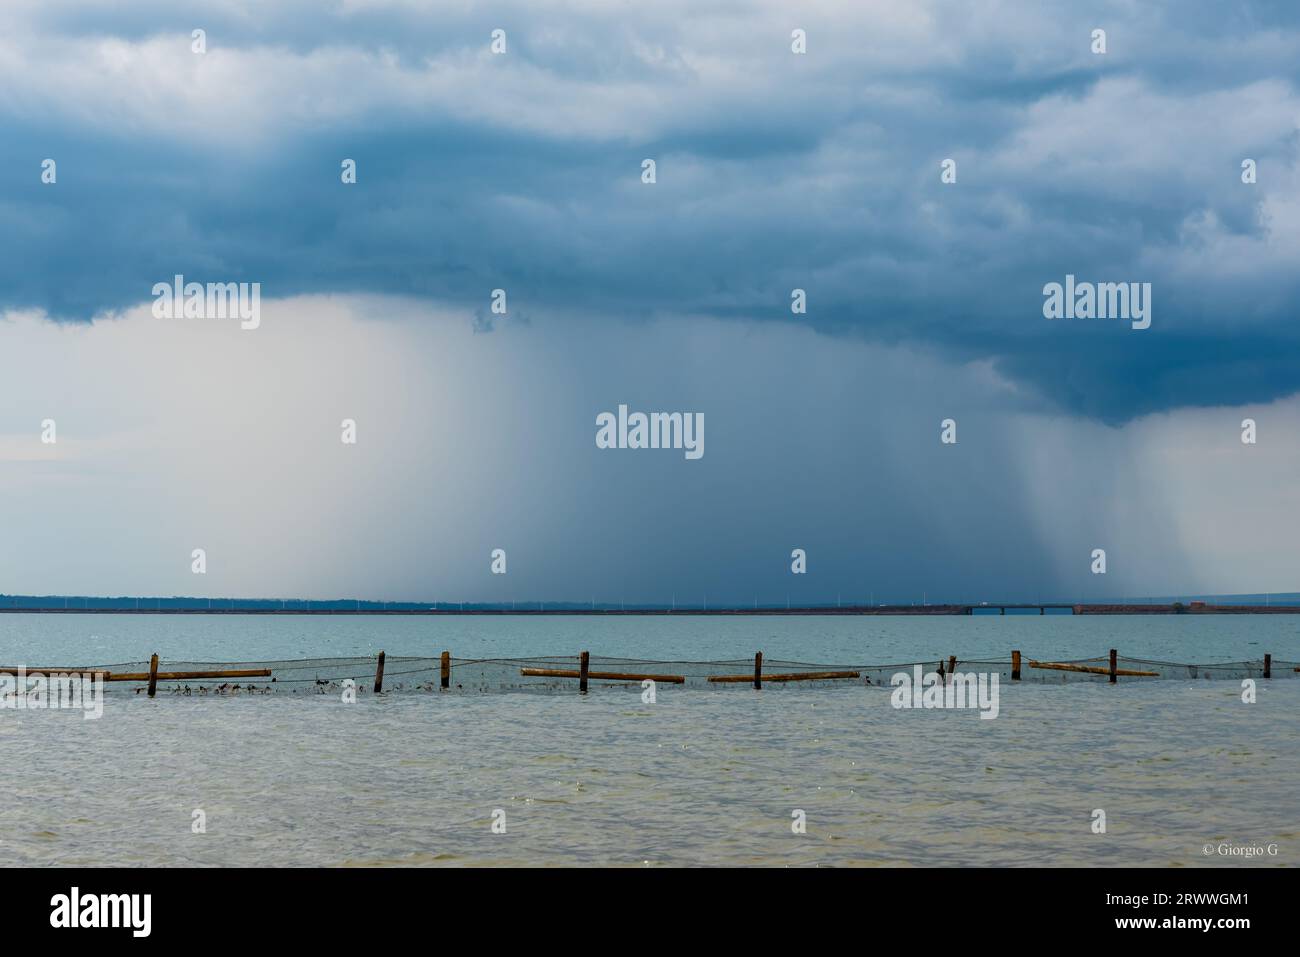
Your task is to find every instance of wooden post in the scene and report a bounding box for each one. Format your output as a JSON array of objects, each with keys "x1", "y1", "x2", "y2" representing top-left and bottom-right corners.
[
  {"x1": 1011, "y1": 649, "x2": 1021, "y2": 681},
  {"x1": 440, "y1": 650, "x2": 450, "y2": 689},
  {"x1": 1264, "y1": 653, "x2": 1271, "y2": 679},
  {"x1": 374, "y1": 651, "x2": 385, "y2": 694},
  {"x1": 579, "y1": 651, "x2": 589, "y2": 693},
  {"x1": 754, "y1": 651, "x2": 763, "y2": 690},
  {"x1": 947, "y1": 655, "x2": 956, "y2": 678},
  {"x1": 1109, "y1": 648, "x2": 1117, "y2": 684},
  {"x1": 147, "y1": 653, "x2": 159, "y2": 698}
]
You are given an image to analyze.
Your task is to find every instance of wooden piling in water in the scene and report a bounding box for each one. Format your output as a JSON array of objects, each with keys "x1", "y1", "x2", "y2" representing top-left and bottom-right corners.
[
  {"x1": 440, "y1": 650, "x2": 450, "y2": 689},
  {"x1": 579, "y1": 651, "x2": 589, "y2": 693},
  {"x1": 1264, "y1": 653, "x2": 1271, "y2": 679},
  {"x1": 1109, "y1": 649, "x2": 1118, "y2": 684},
  {"x1": 947, "y1": 655, "x2": 956, "y2": 679},
  {"x1": 1011, "y1": 649, "x2": 1021, "y2": 681},
  {"x1": 374, "y1": 651, "x2": 385, "y2": 694},
  {"x1": 754, "y1": 651, "x2": 763, "y2": 690},
  {"x1": 147, "y1": 653, "x2": 159, "y2": 698}
]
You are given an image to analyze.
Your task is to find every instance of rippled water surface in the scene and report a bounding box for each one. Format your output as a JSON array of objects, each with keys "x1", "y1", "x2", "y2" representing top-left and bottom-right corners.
[
  {"x1": 1, "y1": 615, "x2": 1296, "y2": 866},
  {"x1": 3, "y1": 612, "x2": 1298, "y2": 664}
]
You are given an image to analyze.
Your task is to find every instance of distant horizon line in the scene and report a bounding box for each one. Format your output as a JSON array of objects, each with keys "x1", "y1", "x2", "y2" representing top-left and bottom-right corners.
[{"x1": 3, "y1": 591, "x2": 1300, "y2": 615}]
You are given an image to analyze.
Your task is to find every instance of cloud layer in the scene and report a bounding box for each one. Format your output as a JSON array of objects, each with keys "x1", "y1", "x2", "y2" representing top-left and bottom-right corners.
[
  {"x1": 2, "y1": 1, "x2": 1299, "y2": 422},
  {"x1": 2, "y1": 3, "x2": 1298, "y2": 599}
]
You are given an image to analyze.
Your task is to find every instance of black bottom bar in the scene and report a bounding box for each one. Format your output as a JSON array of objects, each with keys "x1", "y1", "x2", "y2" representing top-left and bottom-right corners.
[{"x1": 1, "y1": 866, "x2": 1284, "y2": 941}]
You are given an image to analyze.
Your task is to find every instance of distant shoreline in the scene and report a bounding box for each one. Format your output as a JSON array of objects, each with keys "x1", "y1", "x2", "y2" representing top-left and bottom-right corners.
[{"x1": 3, "y1": 603, "x2": 1298, "y2": 616}]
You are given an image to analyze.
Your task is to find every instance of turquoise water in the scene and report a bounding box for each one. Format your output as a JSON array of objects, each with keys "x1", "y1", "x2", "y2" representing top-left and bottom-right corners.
[
  {"x1": 1, "y1": 613, "x2": 1296, "y2": 665},
  {"x1": 3, "y1": 679, "x2": 1297, "y2": 867},
  {"x1": 3, "y1": 614, "x2": 1296, "y2": 867}
]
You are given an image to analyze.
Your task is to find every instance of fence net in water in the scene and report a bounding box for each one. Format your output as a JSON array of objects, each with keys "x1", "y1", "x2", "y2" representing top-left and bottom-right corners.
[{"x1": 40, "y1": 654, "x2": 1300, "y2": 695}]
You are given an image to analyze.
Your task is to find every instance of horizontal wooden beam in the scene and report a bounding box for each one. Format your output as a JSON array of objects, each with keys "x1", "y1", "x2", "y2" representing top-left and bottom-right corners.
[
  {"x1": 2, "y1": 666, "x2": 272, "y2": 681},
  {"x1": 0, "y1": 666, "x2": 111, "y2": 677},
  {"x1": 520, "y1": 667, "x2": 685, "y2": 684},
  {"x1": 1029, "y1": 660, "x2": 1158, "y2": 677},
  {"x1": 105, "y1": 668, "x2": 272, "y2": 682},
  {"x1": 709, "y1": 670, "x2": 860, "y2": 683}
]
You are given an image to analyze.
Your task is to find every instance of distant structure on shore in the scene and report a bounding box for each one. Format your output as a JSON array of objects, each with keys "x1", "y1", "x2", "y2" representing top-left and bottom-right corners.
[{"x1": 2, "y1": 594, "x2": 1298, "y2": 615}]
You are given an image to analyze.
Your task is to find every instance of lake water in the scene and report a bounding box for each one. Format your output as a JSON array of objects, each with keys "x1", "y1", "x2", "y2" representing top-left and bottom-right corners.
[
  {"x1": 2, "y1": 614, "x2": 1297, "y2": 866},
  {"x1": 3, "y1": 611, "x2": 1297, "y2": 664}
]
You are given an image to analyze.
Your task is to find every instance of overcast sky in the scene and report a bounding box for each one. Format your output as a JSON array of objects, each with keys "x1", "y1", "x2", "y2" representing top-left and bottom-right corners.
[{"x1": 2, "y1": 1, "x2": 1298, "y2": 602}]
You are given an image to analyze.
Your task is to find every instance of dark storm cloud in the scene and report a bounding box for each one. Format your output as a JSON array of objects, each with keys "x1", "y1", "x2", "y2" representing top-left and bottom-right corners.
[{"x1": 2, "y1": 0, "x2": 1299, "y2": 422}]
